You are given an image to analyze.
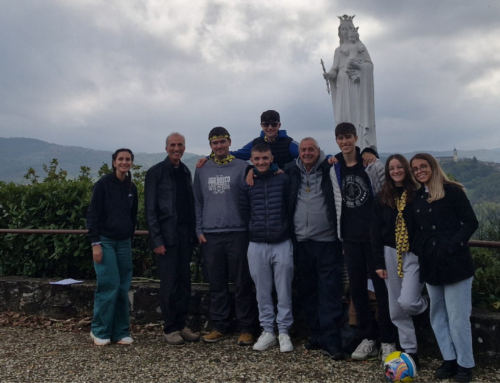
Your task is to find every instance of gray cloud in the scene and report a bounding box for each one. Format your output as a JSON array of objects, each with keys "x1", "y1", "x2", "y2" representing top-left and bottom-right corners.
[{"x1": 1, "y1": 0, "x2": 499, "y2": 158}]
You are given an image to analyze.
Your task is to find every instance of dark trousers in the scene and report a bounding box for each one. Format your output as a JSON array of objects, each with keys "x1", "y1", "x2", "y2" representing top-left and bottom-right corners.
[
  {"x1": 155, "y1": 224, "x2": 193, "y2": 334},
  {"x1": 343, "y1": 240, "x2": 398, "y2": 343},
  {"x1": 202, "y1": 231, "x2": 257, "y2": 333},
  {"x1": 295, "y1": 240, "x2": 344, "y2": 347}
]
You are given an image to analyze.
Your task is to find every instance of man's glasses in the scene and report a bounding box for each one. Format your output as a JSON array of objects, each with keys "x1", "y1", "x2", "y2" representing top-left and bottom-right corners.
[
  {"x1": 261, "y1": 122, "x2": 279, "y2": 128},
  {"x1": 412, "y1": 164, "x2": 428, "y2": 173}
]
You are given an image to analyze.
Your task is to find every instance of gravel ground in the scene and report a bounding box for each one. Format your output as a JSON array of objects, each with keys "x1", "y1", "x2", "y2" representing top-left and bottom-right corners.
[{"x1": 0, "y1": 326, "x2": 499, "y2": 383}]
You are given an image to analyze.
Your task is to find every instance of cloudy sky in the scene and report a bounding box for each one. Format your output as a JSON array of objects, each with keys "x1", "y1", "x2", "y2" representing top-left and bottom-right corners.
[{"x1": 1, "y1": 0, "x2": 499, "y2": 156}]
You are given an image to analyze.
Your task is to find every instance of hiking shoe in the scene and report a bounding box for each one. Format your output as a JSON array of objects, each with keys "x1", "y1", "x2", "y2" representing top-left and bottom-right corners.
[
  {"x1": 279, "y1": 333, "x2": 293, "y2": 353},
  {"x1": 453, "y1": 366, "x2": 472, "y2": 382},
  {"x1": 238, "y1": 332, "x2": 254, "y2": 346},
  {"x1": 253, "y1": 332, "x2": 277, "y2": 351},
  {"x1": 380, "y1": 342, "x2": 397, "y2": 362},
  {"x1": 90, "y1": 331, "x2": 111, "y2": 346},
  {"x1": 304, "y1": 338, "x2": 321, "y2": 350},
  {"x1": 351, "y1": 339, "x2": 378, "y2": 360},
  {"x1": 164, "y1": 331, "x2": 184, "y2": 345},
  {"x1": 203, "y1": 330, "x2": 230, "y2": 343},
  {"x1": 435, "y1": 359, "x2": 458, "y2": 379},
  {"x1": 321, "y1": 344, "x2": 345, "y2": 361},
  {"x1": 180, "y1": 327, "x2": 200, "y2": 342},
  {"x1": 116, "y1": 336, "x2": 134, "y2": 345}
]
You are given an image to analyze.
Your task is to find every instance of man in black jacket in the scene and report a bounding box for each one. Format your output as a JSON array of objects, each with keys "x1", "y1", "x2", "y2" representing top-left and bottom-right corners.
[
  {"x1": 285, "y1": 137, "x2": 345, "y2": 360},
  {"x1": 144, "y1": 132, "x2": 199, "y2": 345}
]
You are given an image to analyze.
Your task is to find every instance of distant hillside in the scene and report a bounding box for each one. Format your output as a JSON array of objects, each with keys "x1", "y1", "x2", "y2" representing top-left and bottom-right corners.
[
  {"x1": 379, "y1": 149, "x2": 500, "y2": 165},
  {"x1": 0, "y1": 138, "x2": 204, "y2": 183}
]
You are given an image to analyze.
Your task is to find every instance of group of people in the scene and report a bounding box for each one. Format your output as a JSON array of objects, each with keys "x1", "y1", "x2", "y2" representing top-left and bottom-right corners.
[{"x1": 86, "y1": 110, "x2": 478, "y2": 383}]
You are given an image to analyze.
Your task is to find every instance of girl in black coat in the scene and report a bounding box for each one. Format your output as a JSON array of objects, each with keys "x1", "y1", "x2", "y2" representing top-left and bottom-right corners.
[
  {"x1": 86, "y1": 148, "x2": 138, "y2": 346},
  {"x1": 410, "y1": 153, "x2": 478, "y2": 383}
]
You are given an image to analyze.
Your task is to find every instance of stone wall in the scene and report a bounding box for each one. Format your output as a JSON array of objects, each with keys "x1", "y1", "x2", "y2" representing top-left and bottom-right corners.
[{"x1": 1, "y1": 276, "x2": 499, "y2": 364}]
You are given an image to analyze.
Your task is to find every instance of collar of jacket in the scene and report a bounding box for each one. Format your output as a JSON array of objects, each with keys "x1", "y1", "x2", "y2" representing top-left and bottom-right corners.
[
  {"x1": 254, "y1": 163, "x2": 280, "y2": 177},
  {"x1": 334, "y1": 146, "x2": 363, "y2": 168},
  {"x1": 259, "y1": 129, "x2": 289, "y2": 140},
  {"x1": 163, "y1": 156, "x2": 187, "y2": 172}
]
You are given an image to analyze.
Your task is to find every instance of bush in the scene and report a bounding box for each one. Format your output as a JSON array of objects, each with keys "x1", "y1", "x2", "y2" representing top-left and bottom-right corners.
[{"x1": 0, "y1": 159, "x2": 204, "y2": 281}]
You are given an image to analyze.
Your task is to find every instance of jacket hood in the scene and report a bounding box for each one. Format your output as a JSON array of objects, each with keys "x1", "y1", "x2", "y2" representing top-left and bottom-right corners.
[
  {"x1": 334, "y1": 146, "x2": 362, "y2": 167},
  {"x1": 296, "y1": 150, "x2": 326, "y2": 174}
]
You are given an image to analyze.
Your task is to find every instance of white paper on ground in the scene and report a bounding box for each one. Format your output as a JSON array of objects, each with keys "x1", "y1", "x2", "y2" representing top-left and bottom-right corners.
[{"x1": 49, "y1": 278, "x2": 83, "y2": 285}]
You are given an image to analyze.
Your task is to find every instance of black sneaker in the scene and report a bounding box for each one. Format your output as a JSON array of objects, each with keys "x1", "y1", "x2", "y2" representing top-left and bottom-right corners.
[
  {"x1": 304, "y1": 338, "x2": 321, "y2": 350},
  {"x1": 407, "y1": 353, "x2": 420, "y2": 369},
  {"x1": 453, "y1": 366, "x2": 472, "y2": 382},
  {"x1": 321, "y1": 344, "x2": 345, "y2": 361},
  {"x1": 435, "y1": 359, "x2": 458, "y2": 379}
]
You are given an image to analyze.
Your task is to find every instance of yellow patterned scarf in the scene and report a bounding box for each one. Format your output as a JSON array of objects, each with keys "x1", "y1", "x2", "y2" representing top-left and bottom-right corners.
[
  {"x1": 210, "y1": 152, "x2": 235, "y2": 165},
  {"x1": 394, "y1": 190, "x2": 409, "y2": 278}
]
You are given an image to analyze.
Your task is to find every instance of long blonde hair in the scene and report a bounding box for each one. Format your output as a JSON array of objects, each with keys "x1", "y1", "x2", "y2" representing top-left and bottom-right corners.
[{"x1": 410, "y1": 153, "x2": 465, "y2": 202}]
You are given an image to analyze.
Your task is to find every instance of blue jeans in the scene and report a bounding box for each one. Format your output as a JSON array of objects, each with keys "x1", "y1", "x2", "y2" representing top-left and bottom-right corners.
[
  {"x1": 92, "y1": 236, "x2": 133, "y2": 341},
  {"x1": 426, "y1": 277, "x2": 474, "y2": 368}
]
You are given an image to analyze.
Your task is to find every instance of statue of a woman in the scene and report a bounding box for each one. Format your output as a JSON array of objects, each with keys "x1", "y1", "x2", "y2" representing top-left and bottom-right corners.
[{"x1": 324, "y1": 15, "x2": 377, "y2": 152}]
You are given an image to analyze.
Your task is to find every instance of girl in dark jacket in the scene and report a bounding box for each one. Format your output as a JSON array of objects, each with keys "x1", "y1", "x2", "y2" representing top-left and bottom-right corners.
[
  {"x1": 371, "y1": 154, "x2": 428, "y2": 366},
  {"x1": 86, "y1": 149, "x2": 138, "y2": 346},
  {"x1": 410, "y1": 153, "x2": 478, "y2": 383}
]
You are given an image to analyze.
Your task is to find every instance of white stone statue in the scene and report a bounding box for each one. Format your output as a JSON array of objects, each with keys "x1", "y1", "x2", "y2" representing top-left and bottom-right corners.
[{"x1": 323, "y1": 15, "x2": 377, "y2": 152}]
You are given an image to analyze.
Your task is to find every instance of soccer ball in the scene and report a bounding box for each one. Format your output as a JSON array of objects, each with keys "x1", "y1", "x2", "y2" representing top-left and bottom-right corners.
[{"x1": 383, "y1": 351, "x2": 417, "y2": 382}]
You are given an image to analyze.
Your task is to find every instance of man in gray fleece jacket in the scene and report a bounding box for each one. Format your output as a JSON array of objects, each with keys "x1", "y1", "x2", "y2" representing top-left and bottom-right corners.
[
  {"x1": 193, "y1": 127, "x2": 257, "y2": 346},
  {"x1": 285, "y1": 137, "x2": 345, "y2": 360}
]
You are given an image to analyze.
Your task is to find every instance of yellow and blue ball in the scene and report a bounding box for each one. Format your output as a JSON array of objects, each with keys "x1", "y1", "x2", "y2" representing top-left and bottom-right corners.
[{"x1": 383, "y1": 351, "x2": 417, "y2": 382}]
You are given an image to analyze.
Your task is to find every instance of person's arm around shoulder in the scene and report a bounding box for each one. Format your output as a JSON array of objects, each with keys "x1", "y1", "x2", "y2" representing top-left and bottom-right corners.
[
  {"x1": 289, "y1": 139, "x2": 299, "y2": 159},
  {"x1": 230, "y1": 141, "x2": 253, "y2": 161}
]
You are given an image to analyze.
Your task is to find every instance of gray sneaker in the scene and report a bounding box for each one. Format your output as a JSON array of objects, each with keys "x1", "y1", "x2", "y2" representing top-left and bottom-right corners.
[
  {"x1": 278, "y1": 333, "x2": 294, "y2": 353},
  {"x1": 180, "y1": 327, "x2": 200, "y2": 342},
  {"x1": 253, "y1": 331, "x2": 277, "y2": 351},
  {"x1": 164, "y1": 331, "x2": 184, "y2": 345},
  {"x1": 351, "y1": 339, "x2": 378, "y2": 361},
  {"x1": 380, "y1": 342, "x2": 397, "y2": 362}
]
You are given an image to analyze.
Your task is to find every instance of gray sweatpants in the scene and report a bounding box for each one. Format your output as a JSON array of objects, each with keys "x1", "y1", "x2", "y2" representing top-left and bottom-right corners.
[
  {"x1": 384, "y1": 246, "x2": 428, "y2": 353},
  {"x1": 247, "y1": 240, "x2": 294, "y2": 334}
]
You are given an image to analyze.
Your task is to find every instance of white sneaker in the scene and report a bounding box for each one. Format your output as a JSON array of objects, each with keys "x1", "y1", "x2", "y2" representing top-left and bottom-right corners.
[
  {"x1": 278, "y1": 333, "x2": 293, "y2": 353},
  {"x1": 351, "y1": 339, "x2": 378, "y2": 360},
  {"x1": 117, "y1": 336, "x2": 134, "y2": 345},
  {"x1": 90, "y1": 331, "x2": 111, "y2": 346},
  {"x1": 380, "y1": 342, "x2": 397, "y2": 362},
  {"x1": 253, "y1": 331, "x2": 277, "y2": 351}
]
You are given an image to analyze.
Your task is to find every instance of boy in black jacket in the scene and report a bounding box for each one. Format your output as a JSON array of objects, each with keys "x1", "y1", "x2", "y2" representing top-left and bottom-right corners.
[{"x1": 240, "y1": 143, "x2": 294, "y2": 353}]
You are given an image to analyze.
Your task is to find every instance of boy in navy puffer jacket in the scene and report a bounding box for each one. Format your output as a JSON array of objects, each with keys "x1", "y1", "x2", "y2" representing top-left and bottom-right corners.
[{"x1": 240, "y1": 143, "x2": 294, "y2": 353}]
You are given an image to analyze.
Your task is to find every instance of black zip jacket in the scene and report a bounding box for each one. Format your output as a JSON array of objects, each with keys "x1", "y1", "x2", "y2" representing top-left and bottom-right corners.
[
  {"x1": 144, "y1": 157, "x2": 196, "y2": 248},
  {"x1": 86, "y1": 172, "x2": 138, "y2": 243}
]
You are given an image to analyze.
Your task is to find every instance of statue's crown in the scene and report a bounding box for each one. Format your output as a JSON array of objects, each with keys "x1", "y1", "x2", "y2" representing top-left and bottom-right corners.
[{"x1": 338, "y1": 14, "x2": 355, "y2": 26}]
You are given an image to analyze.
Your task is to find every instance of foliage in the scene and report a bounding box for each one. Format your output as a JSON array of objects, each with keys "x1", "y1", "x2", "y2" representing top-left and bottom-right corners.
[
  {"x1": 0, "y1": 159, "x2": 204, "y2": 281},
  {"x1": 472, "y1": 248, "x2": 500, "y2": 312},
  {"x1": 441, "y1": 159, "x2": 500, "y2": 205}
]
